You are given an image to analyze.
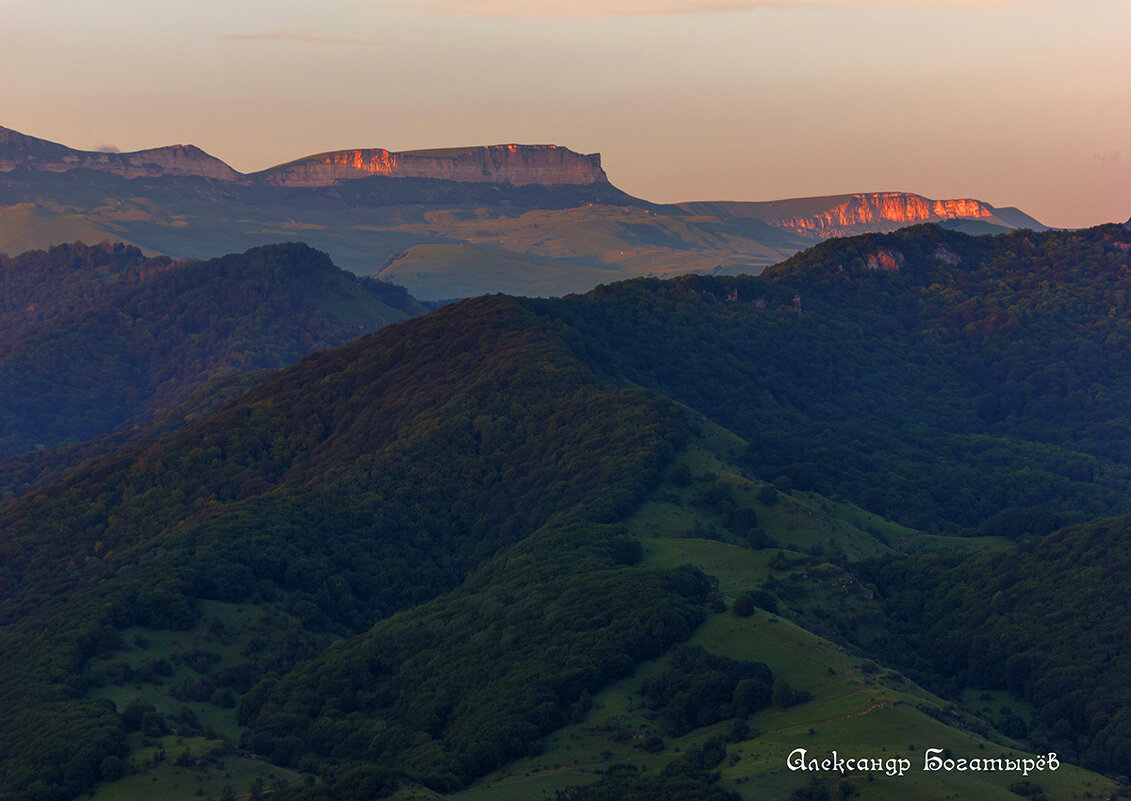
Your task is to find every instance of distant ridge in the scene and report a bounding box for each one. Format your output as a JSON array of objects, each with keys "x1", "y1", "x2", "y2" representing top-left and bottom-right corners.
[
  {"x1": 0, "y1": 125, "x2": 1051, "y2": 298},
  {"x1": 679, "y1": 192, "x2": 1046, "y2": 239},
  {"x1": 254, "y1": 143, "x2": 608, "y2": 187},
  {"x1": 0, "y1": 126, "x2": 242, "y2": 181},
  {"x1": 0, "y1": 126, "x2": 605, "y2": 188}
]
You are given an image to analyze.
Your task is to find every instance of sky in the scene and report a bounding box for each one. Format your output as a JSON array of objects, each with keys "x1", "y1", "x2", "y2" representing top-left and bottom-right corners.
[{"x1": 0, "y1": 0, "x2": 1127, "y2": 229}]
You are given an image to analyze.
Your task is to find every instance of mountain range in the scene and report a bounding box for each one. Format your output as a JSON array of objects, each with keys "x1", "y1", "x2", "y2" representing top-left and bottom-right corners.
[
  {"x1": 0, "y1": 126, "x2": 1044, "y2": 299},
  {"x1": 3, "y1": 222, "x2": 1131, "y2": 801}
]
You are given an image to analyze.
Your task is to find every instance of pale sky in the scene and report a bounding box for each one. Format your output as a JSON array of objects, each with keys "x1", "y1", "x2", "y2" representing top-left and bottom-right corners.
[{"x1": 1, "y1": 0, "x2": 1127, "y2": 228}]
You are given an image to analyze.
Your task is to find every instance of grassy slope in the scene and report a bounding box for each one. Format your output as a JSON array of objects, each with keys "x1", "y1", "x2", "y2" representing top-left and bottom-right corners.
[
  {"x1": 6, "y1": 293, "x2": 686, "y2": 800},
  {"x1": 84, "y1": 599, "x2": 310, "y2": 801},
  {"x1": 442, "y1": 422, "x2": 1115, "y2": 801},
  {"x1": 47, "y1": 398, "x2": 1116, "y2": 801},
  {"x1": 87, "y1": 738, "x2": 304, "y2": 801},
  {"x1": 0, "y1": 170, "x2": 811, "y2": 298},
  {"x1": 0, "y1": 202, "x2": 152, "y2": 257},
  {"x1": 376, "y1": 244, "x2": 621, "y2": 300}
]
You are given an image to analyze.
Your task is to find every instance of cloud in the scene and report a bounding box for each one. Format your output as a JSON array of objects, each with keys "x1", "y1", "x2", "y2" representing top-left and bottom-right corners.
[
  {"x1": 219, "y1": 31, "x2": 386, "y2": 46},
  {"x1": 409, "y1": 0, "x2": 1056, "y2": 17},
  {"x1": 95, "y1": 145, "x2": 121, "y2": 154}
]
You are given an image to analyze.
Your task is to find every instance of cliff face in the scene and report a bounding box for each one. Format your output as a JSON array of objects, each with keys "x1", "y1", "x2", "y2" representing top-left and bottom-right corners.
[
  {"x1": 113, "y1": 145, "x2": 246, "y2": 181},
  {"x1": 777, "y1": 193, "x2": 992, "y2": 235},
  {"x1": 254, "y1": 144, "x2": 607, "y2": 187},
  {"x1": 678, "y1": 193, "x2": 1024, "y2": 240},
  {"x1": 0, "y1": 127, "x2": 607, "y2": 188},
  {"x1": 0, "y1": 127, "x2": 243, "y2": 181}
]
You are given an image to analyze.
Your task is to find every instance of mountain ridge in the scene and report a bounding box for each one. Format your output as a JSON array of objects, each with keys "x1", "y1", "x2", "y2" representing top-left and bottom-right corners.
[
  {"x1": 0, "y1": 126, "x2": 242, "y2": 182},
  {"x1": 0, "y1": 125, "x2": 1050, "y2": 299},
  {"x1": 0, "y1": 126, "x2": 605, "y2": 188},
  {"x1": 254, "y1": 143, "x2": 607, "y2": 187},
  {"x1": 0, "y1": 241, "x2": 428, "y2": 465},
  {"x1": 679, "y1": 191, "x2": 1046, "y2": 239}
]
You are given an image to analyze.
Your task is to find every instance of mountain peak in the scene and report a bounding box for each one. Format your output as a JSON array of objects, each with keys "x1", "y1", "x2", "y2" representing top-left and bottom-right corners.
[
  {"x1": 253, "y1": 143, "x2": 607, "y2": 187},
  {"x1": 0, "y1": 125, "x2": 243, "y2": 181}
]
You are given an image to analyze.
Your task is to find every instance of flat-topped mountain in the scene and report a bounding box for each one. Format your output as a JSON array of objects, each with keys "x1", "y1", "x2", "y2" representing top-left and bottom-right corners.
[
  {"x1": 254, "y1": 143, "x2": 608, "y2": 187},
  {"x1": 0, "y1": 126, "x2": 604, "y2": 188},
  {"x1": 680, "y1": 191, "x2": 1046, "y2": 239}
]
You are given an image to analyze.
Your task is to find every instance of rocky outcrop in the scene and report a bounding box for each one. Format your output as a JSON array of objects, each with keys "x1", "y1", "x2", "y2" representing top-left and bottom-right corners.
[
  {"x1": 0, "y1": 126, "x2": 243, "y2": 181},
  {"x1": 865, "y1": 249, "x2": 905, "y2": 272},
  {"x1": 776, "y1": 193, "x2": 992, "y2": 234},
  {"x1": 254, "y1": 144, "x2": 607, "y2": 187},
  {"x1": 678, "y1": 193, "x2": 1042, "y2": 239}
]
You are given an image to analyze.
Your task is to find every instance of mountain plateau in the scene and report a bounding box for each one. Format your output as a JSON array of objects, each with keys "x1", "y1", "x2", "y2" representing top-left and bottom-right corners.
[
  {"x1": 254, "y1": 143, "x2": 607, "y2": 187},
  {"x1": 0, "y1": 126, "x2": 604, "y2": 188},
  {"x1": 680, "y1": 192, "x2": 1045, "y2": 239}
]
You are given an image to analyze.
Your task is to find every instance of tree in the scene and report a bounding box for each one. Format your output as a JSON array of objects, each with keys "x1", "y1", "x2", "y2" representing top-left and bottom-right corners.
[
  {"x1": 99, "y1": 755, "x2": 124, "y2": 782},
  {"x1": 773, "y1": 678, "x2": 796, "y2": 709},
  {"x1": 733, "y1": 678, "x2": 770, "y2": 717},
  {"x1": 732, "y1": 594, "x2": 755, "y2": 617}
]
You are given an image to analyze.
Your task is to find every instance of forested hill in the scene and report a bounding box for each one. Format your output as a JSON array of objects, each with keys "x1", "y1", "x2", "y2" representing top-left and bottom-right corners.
[
  {"x1": 6, "y1": 223, "x2": 1131, "y2": 800},
  {"x1": 865, "y1": 511, "x2": 1131, "y2": 775},
  {"x1": 0, "y1": 294, "x2": 698, "y2": 801},
  {"x1": 0, "y1": 241, "x2": 427, "y2": 469},
  {"x1": 530, "y1": 223, "x2": 1131, "y2": 533}
]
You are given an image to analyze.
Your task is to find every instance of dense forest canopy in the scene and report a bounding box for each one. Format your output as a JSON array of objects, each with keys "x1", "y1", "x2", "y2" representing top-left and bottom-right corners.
[
  {"x1": 0, "y1": 294, "x2": 695, "y2": 800},
  {"x1": 531, "y1": 224, "x2": 1131, "y2": 532},
  {"x1": 864, "y1": 512, "x2": 1131, "y2": 775},
  {"x1": 0, "y1": 240, "x2": 425, "y2": 471},
  {"x1": 4, "y1": 223, "x2": 1131, "y2": 800}
]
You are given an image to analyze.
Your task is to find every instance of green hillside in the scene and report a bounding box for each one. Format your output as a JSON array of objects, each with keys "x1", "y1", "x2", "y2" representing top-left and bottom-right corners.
[
  {"x1": 866, "y1": 512, "x2": 1131, "y2": 775},
  {"x1": 0, "y1": 294, "x2": 695, "y2": 800},
  {"x1": 377, "y1": 243, "x2": 621, "y2": 300},
  {"x1": 532, "y1": 224, "x2": 1131, "y2": 532},
  {"x1": 3, "y1": 224, "x2": 1131, "y2": 800}
]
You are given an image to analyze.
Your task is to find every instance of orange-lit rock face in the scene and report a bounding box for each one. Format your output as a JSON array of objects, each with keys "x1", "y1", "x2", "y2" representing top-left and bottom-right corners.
[
  {"x1": 780, "y1": 193, "x2": 993, "y2": 234},
  {"x1": 327, "y1": 149, "x2": 400, "y2": 173},
  {"x1": 257, "y1": 144, "x2": 606, "y2": 187},
  {"x1": 0, "y1": 127, "x2": 601, "y2": 189},
  {"x1": 865, "y1": 249, "x2": 904, "y2": 272}
]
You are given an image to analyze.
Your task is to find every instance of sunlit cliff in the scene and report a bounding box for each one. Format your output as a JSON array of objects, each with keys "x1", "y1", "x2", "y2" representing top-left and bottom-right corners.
[
  {"x1": 254, "y1": 144, "x2": 607, "y2": 187},
  {"x1": 0, "y1": 128, "x2": 607, "y2": 188},
  {"x1": 776, "y1": 193, "x2": 992, "y2": 233},
  {"x1": 679, "y1": 192, "x2": 1043, "y2": 239}
]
